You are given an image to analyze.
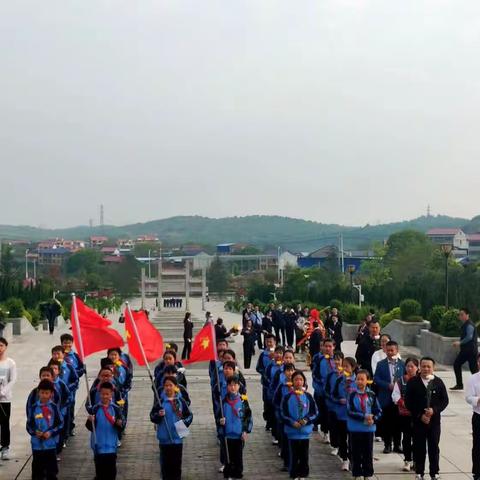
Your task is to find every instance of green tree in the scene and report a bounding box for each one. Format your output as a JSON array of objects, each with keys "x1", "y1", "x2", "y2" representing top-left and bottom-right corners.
[
  {"x1": 207, "y1": 256, "x2": 230, "y2": 293},
  {"x1": 109, "y1": 255, "x2": 141, "y2": 297},
  {"x1": 66, "y1": 249, "x2": 103, "y2": 275}
]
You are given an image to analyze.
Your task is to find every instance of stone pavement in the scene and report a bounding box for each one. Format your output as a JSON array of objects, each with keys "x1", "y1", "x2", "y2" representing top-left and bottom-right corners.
[{"x1": 3, "y1": 297, "x2": 477, "y2": 479}]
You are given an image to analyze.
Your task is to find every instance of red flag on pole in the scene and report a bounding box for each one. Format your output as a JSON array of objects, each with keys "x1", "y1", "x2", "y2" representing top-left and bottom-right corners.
[
  {"x1": 71, "y1": 297, "x2": 124, "y2": 361},
  {"x1": 124, "y1": 308, "x2": 163, "y2": 366},
  {"x1": 183, "y1": 322, "x2": 217, "y2": 365}
]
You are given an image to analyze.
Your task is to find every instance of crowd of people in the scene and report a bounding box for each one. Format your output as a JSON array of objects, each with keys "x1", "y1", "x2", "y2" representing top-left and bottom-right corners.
[{"x1": 2, "y1": 300, "x2": 479, "y2": 480}]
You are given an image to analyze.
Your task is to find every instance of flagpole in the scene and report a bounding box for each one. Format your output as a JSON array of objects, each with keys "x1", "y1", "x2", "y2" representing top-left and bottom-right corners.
[
  {"x1": 71, "y1": 293, "x2": 97, "y2": 449},
  {"x1": 211, "y1": 320, "x2": 230, "y2": 465},
  {"x1": 125, "y1": 302, "x2": 173, "y2": 442}
]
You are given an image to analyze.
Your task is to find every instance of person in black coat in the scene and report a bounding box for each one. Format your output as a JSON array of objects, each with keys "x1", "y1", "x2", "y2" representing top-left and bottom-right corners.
[
  {"x1": 181, "y1": 312, "x2": 194, "y2": 360},
  {"x1": 309, "y1": 322, "x2": 323, "y2": 359},
  {"x1": 272, "y1": 305, "x2": 286, "y2": 346},
  {"x1": 325, "y1": 314, "x2": 343, "y2": 352},
  {"x1": 355, "y1": 321, "x2": 381, "y2": 375},
  {"x1": 405, "y1": 357, "x2": 449, "y2": 480},
  {"x1": 284, "y1": 308, "x2": 297, "y2": 349},
  {"x1": 241, "y1": 319, "x2": 256, "y2": 369}
]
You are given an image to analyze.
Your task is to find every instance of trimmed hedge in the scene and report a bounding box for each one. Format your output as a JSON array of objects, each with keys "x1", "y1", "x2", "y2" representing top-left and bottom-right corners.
[
  {"x1": 400, "y1": 299, "x2": 421, "y2": 321},
  {"x1": 427, "y1": 306, "x2": 447, "y2": 334}
]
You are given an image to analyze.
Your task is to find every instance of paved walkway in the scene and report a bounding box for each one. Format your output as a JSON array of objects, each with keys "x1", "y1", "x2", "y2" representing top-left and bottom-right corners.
[{"x1": 2, "y1": 297, "x2": 476, "y2": 479}]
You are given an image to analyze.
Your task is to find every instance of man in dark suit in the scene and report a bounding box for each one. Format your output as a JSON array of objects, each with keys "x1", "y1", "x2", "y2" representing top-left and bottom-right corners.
[
  {"x1": 325, "y1": 313, "x2": 343, "y2": 352},
  {"x1": 374, "y1": 340, "x2": 405, "y2": 453},
  {"x1": 405, "y1": 357, "x2": 449, "y2": 480},
  {"x1": 355, "y1": 320, "x2": 381, "y2": 375},
  {"x1": 272, "y1": 304, "x2": 286, "y2": 346}
]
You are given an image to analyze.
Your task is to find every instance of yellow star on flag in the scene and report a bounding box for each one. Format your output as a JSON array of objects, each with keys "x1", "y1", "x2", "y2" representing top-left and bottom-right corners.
[
  {"x1": 200, "y1": 337, "x2": 210, "y2": 350},
  {"x1": 125, "y1": 330, "x2": 131, "y2": 341}
]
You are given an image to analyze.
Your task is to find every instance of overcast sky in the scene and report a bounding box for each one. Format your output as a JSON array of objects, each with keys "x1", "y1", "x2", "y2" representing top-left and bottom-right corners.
[{"x1": 1, "y1": 1, "x2": 480, "y2": 228}]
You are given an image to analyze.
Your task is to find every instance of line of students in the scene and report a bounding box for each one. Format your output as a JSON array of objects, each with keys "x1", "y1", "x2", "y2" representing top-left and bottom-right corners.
[{"x1": 25, "y1": 333, "x2": 133, "y2": 480}]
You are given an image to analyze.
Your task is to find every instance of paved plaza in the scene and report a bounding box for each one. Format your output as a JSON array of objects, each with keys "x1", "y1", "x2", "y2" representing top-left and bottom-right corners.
[{"x1": 1, "y1": 298, "x2": 476, "y2": 479}]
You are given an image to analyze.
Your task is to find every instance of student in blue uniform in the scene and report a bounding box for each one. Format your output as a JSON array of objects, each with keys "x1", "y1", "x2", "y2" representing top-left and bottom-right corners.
[
  {"x1": 281, "y1": 370, "x2": 318, "y2": 479},
  {"x1": 218, "y1": 376, "x2": 253, "y2": 479},
  {"x1": 26, "y1": 379, "x2": 63, "y2": 480},
  {"x1": 150, "y1": 377, "x2": 193, "y2": 480},
  {"x1": 325, "y1": 351, "x2": 345, "y2": 456},
  {"x1": 264, "y1": 345, "x2": 285, "y2": 444},
  {"x1": 86, "y1": 382, "x2": 124, "y2": 480},
  {"x1": 256, "y1": 334, "x2": 277, "y2": 430},
  {"x1": 60, "y1": 334, "x2": 85, "y2": 436},
  {"x1": 347, "y1": 369, "x2": 382, "y2": 480},
  {"x1": 87, "y1": 367, "x2": 124, "y2": 415},
  {"x1": 157, "y1": 365, "x2": 191, "y2": 406},
  {"x1": 26, "y1": 367, "x2": 60, "y2": 414},
  {"x1": 331, "y1": 357, "x2": 357, "y2": 471}
]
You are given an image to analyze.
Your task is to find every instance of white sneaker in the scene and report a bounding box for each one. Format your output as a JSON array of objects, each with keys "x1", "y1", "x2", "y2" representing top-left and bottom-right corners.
[
  {"x1": 218, "y1": 465, "x2": 225, "y2": 473},
  {"x1": 1, "y1": 448, "x2": 10, "y2": 460},
  {"x1": 330, "y1": 448, "x2": 339, "y2": 456},
  {"x1": 322, "y1": 432, "x2": 330, "y2": 444},
  {"x1": 272, "y1": 439, "x2": 279, "y2": 445},
  {"x1": 117, "y1": 440, "x2": 122, "y2": 447},
  {"x1": 430, "y1": 475, "x2": 440, "y2": 480},
  {"x1": 341, "y1": 460, "x2": 349, "y2": 471},
  {"x1": 403, "y1": 461, "x2": 411, "y2": 472},
  {"x1": 375, "y1": 436, "x2": 382, "y2": 442},
  {"x1": 415, "y1": 475, "x2": 424, "y2": 480}
]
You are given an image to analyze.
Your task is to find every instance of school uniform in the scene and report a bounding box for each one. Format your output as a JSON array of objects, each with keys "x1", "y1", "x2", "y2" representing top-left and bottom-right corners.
[
  {"x1": 466, "y1": 371, "x2": 480, "y2": 480},
  {"x1": 311, "y1": 353, "x2": 335, "y2": 434},
  {"x1": 374, "y1": 357, "x2": 405, "y2": 451},
  {"x1": 405, "y1": 375, "x2": 449, "y2": 478},
  {"x1": 256, "y1": 349, "x2": 274, "y2": 429},
  {"x1": 87, "y1": 380, "x2": 124, "y2": 414},
  {"x1": 273, "y1": 380, "x2": 294, "y2": 468},
  {"x1": 325, "y1": 369, "x2": 343, "y2": 450},
  {"x1": 241, "y1": 327, "x2": 256, "y2": 369},
  {"x1": 63, "y1": 349, "x2": 85, "y2": 434},
  {"x1": 331, "y1": 373, "x2": 357, "y2": 461},
  {"x1": 157, "y1": 382, "x2": 191, "y2": 406},
  {"x1": 218, "y1": 393, "x2": 253, "y2": 479},
  {"x1": 52, "y1": 376, "x2": 71, "y2": 453},
  {"x1": 150, "y1": 393, "x2": 193, "y2": 480},
  {"x1": 265, "y1": 361, "x2": 283, "y2": 439},
  {"x1": 58, "y1": 360, "x2": 78, "y2": 437},
  {"x1": 347, "y1": 388, "x2": 382, "y2": 478},
  {"x1": 26, "y1": 400, "x2": 63, "y2": 480},
  {"x1": 26, "y1": 387, "x2": 60, "y2": 415},
  {"x1": 281, "y1": 389, "x2": 318, "y2": 478},
  {"x1": 87, "y1": 402, "x2": 124, "y2": 480}
]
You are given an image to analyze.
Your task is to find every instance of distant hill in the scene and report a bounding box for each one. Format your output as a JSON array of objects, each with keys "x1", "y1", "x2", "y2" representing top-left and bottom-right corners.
[{"x1": 0, "y1": 214, "x2": 475, "y2": 252}]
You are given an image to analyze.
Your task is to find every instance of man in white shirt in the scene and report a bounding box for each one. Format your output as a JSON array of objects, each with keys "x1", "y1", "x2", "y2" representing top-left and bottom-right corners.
[
  {"x1": 371, "y1": 334, "x2": 391, "y2": 374},
  {"x1": 465, "y1": 353, "x2": 480, "y2": 480},
  {"x1": 0, "y1": 337, "x2": 16, "y2": 461}
]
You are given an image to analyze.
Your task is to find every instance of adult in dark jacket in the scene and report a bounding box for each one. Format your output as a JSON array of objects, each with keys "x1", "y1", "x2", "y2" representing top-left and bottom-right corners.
[
  {"x1": 309, "y1": 322, "x2": 323, "y2": 359},
  {"x1": 325, "y1": 314, "x2": 343, "y2": 352},
  {"x1": 241, "y1": 320, "x2": 256, "y2": 369},
  {"x1": 355, "y1": 321, "x2": 381, "y2": 375},
  {"x1": 373, "y1": 341, "x2": 405, "y2": 453},
  {"x1": 284, "y1": 308, "x2": 297, "y2": 349},
  {"x1": 181, "y1": 312, "x2": 194, "y2": 360},
  {"x1": 451, "y1": 308, "x2": 478, "y2": 390},
  {"x1": 272, "y1": 305, "x2": 286, "y2": 346},
  {"x1": 405, "y1": 357, "x2": 449, "y2": 480}
]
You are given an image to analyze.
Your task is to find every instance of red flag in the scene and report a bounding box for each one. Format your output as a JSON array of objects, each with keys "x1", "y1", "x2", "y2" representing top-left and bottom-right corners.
[
  {"x1": 124, "y1": 308, "x2": 163, "y2": 366},
  {"x1": 71, "y1": 298, "x2": 124, "y2": 361},
  {"x1": 183, "y1": 322, "x2": 216, "y2": 365}
]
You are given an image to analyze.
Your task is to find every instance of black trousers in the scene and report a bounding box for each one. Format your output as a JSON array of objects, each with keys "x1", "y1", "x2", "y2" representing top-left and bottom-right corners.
[
  {"x1": 32, "y1": 448, "x2": 58, "y2": 480},
  {"x1": 288, "y1": 439, "x2": 309, "y2": 478},
  {"x1": 285, "y1": 326, "x2": 295, "y2": 348},
  {"x1": 160, "y1": 443, "x2": 183, "y2": 480},
  {"x1": 278, "y1": 421, "x2": 289, "y2": 467},
  {"x1": 181, "y1": 339, "x2": 192, "y2": 360},
  {"x1": 255, "y1": 330, "x2": 263, "y2": 350},
  {"x1": 314, "y1": 393, "x2": 328, "y2": 434},
  {"x1": 48, "y1": 317, "x2": 55, "y2": 334},
  {"x1": 274, "y1": 326, "x2": 286, "y2": 346},
  {"x1": 381, "y1": 403, "x2": 401, "y2": 449},
  {"x1": 472, "y1": 413, "x2": 480, "y2": 478},
  {"x1": 412, "y1": 421, "x2": 441, "y2": 476},
  {"x1": 0, "y1": 402, "x2": 11, "y2": 448},
  {"x1": 95, "y1": 453, "x2": 117, "y2": 480},
  {"x1": 243, "y1": 343, "x2": 253, "y2": 369},
  {"x1": 336, "y1": 419, "x2": 348, "y2": 461},
  {"x1": 350, "y1": 431, "x2": 374, "y2": 478},
  {"x1": 399, "y1": 414, "x2": 414, "y2": 462},
  {"x1": 454, "y1": 349, "x2": 478, "y2": 387},
  {"x1": 328, "y1": 410, "x2": 339, "y2": 448},
  {"x1": 224, "y1": 438, "x2": 244, "y2": 479}
]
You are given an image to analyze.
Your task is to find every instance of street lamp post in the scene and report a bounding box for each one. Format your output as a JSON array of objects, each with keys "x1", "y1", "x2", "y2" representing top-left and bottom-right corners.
[
  {"x1": 440, "y1": 244, "x2": 453, "y2": 309},
  {"x1": 25, "y1": 249, "x2": 29, "y2": 279},
  {"x1": 348, "y1": 265, "x2": 356, "y2": 303}
]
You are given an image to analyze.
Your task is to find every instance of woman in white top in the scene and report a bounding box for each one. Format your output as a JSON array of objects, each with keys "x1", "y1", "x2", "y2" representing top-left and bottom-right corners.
[{"x1": 0, "y1": 337, "x2": 17, "y2": 460}]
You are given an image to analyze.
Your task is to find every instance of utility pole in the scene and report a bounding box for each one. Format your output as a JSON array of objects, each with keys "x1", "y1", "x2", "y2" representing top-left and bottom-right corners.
[
  {"x1": 340, "y1": 234, "x2": 345, "y2": 274},
  {"x1": 25, "y1": 249, "x2": 29, "y2": 279},
  {"x1": 141, "y1": 267, "x2": 146, "y2": 310},
  {"x1": 157, "y1": 249, "x2": 162, "y2": 311},
  {"x1": 201, "y1": 266, "x2": 207, "y2": 311},
  {"x1": 185, "y1": 259, "x2": 190, "y2": 311}
]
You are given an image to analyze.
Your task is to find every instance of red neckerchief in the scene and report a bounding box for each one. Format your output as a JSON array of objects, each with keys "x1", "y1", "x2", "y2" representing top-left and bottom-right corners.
[
  {"x1": 101, "y1": 405, "x2": 116, "y2": 426},
  {"x1": 226, "y1": 395, "x2": 241, "y2": 417},
  {"x1": 168, "y1": 398, "x2": 183, "y2": 419},
  {"x1": 358, "y1": 392, "x2": 369, "y2": 413},
  {"x1": 41, "y1": 405, "x2": 52, "y2": 424}
]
